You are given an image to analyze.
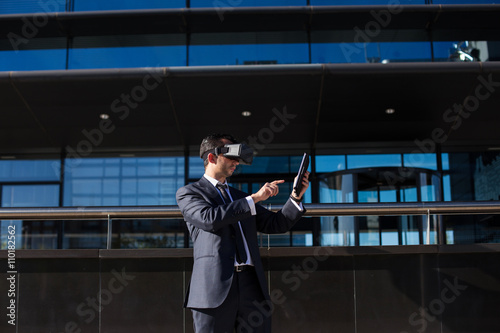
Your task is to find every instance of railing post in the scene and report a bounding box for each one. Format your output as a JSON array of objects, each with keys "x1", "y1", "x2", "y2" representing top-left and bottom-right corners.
[
  {"x1": 426, "y1": 209, "x2": 430, "y2": 245},
  {"x1": 107, "y1": 214, "x2": 112, "y2": 249}
]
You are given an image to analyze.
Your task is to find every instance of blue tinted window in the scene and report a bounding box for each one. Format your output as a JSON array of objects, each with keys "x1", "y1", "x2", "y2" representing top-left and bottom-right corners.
[
  {"x1": 347, "y1": 154, "x2": 401, "y2": 169},
  {"x1": 192, "y1": 0, "x2": 305, "y2": 7},
  {"x1": 433, "y1": 41, "x2": 456, "y2": 62},
  {"x1": 401, "y1": 187, "x2": 417, "y2": 202},
  {"x1": 0, "y1": 0, "x2": 65, "y2": 14},
  {"x1": 316, "y1": 155, "x2": 345, "y2": 173},
  {"x1": 403, "y1": 153, "x2": 437, "y2": 170},
  {"x1": 63, "y1": 157, "x2": 184, "y2": 206},
  {"x1": 73, "y1": 0, "x2": 185, "y2": 11},
  {"x1": 189, "y1": 43, "x2": 308, "y2": 66},
  {"x1": 190, "y1": 155, "x2": 307, "y2": 177},
  {"x1": 319, "y1": 174, "x2": 354, "y2": 203},
  {"x1": 311, "y1": 42, "x2": 432, "y2": 64},
  {"x1": 433, "y1": 0, "x2": 497, "y2": 3},
  {"x1": 358, "y1": 189, "x2": 378, "y2": 203},
  {"x1": 0, "y1": 160, "x2": 60, "y2": 182},
  {"x1": 189, "y1": 156, "x2": 205, "y2": 179},
  {"x1": 380, "y1": 188, "x2": 397, "y2": 202},
  {"x1": 2, "y1": 185, "x2": 59, "y2": 207},
  {"x1": 238, "y1": 156, "x2": 305, "y2": 174},
  {"x1": 443, "y1": 174, "x2": 451, "y2": 201},
  {"x1": 442, "y1": 153, "x2": 449, "y2": 170},
  {"x1": 0, "y1": 49, "x2": 66, "y2": 71},
  {"x1": 68, "y1": 46, "x2": 186, "y2": 69}
]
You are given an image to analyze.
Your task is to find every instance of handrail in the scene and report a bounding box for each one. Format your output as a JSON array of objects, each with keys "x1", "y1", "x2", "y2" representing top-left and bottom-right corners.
[{"x1": 0, "y1": 201, "x2": 499, "y2": 220}]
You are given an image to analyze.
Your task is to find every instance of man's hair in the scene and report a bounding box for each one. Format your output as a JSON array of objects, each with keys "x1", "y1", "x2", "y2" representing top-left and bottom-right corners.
[{"x1": 199, "y1": 134, "x2": 237, "y2": 168}]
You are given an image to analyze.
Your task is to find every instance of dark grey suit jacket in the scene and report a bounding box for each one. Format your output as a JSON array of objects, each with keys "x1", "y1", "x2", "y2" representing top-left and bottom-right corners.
[{"x1": 176, "y1": 176, "x2": 305, "y2": 309}]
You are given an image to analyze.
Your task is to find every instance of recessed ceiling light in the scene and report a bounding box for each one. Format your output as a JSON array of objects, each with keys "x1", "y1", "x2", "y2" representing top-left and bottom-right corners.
[
  {"x1": 100, "y1": 113, "x2": 110, "y2": 120},
  {"x1": 385, "y1": 108, "x2": 396, "y2": 114},
  {"x1": 242, "y1": 111, "x2": 252, "y2": 117}
]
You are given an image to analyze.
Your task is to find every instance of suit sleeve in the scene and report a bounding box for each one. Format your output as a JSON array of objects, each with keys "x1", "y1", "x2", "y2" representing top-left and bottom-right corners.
[{"x1": 176, "y1": 185, "x2": 253, "y2": 233}]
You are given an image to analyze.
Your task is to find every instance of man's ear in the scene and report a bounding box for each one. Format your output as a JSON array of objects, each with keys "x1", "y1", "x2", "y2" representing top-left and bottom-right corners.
[{"x1": 207, "y1": 153, "x2": 217, "y2": 164}]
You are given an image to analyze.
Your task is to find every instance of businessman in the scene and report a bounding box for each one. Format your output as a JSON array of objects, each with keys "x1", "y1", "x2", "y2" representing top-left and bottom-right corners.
[{"x1": 176, "y1": 133, "x2": 309, "y2": 333}]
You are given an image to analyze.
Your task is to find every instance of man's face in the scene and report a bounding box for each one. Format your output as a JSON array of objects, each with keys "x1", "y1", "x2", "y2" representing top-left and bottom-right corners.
[
  {"x1": 217, "y1": 154, "x2": 240, "y2": 178},
  {"x1": 213, "y1": 139, "x2": 240, "y2": 178}
]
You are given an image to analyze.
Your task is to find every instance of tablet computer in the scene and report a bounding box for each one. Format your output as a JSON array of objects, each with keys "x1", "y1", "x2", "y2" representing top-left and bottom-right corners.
[{"x1": 293, "y1": 152, "x2": 309, "y2": 194}]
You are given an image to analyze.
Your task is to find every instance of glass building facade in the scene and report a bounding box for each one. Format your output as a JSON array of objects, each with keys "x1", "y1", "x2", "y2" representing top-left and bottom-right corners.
[
  {"x1": 1, "y1": 0, "x2": 499, "y2": 249},
  {"x1": 2, "y1": 0, "x2": 499, "y2": 70},
  {"x1": 1, "y1": 149, "x2": 500, "y2": 249}
]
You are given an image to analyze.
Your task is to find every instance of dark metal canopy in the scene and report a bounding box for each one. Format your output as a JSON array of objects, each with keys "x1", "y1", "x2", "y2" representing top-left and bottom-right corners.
[
  {"x1": 1, "y1": 62, "x2": 499, "y2": 156},
  {"x1": 1, "y1": 4, "x2": 500, "y2": 46}
]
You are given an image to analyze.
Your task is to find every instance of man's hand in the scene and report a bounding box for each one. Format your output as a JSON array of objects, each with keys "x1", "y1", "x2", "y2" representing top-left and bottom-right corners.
[
  {"x1": 251, "y1": 180, "x2": 284, "y2": 204},
  {"x1": 291, "y1": 171, "x2": 310, "y2": 201}
]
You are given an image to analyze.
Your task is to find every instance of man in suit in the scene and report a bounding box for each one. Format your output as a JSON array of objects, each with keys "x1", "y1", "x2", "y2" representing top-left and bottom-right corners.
[{"x1": 176, "y1": 133, "x2": 309, "y2": 333}]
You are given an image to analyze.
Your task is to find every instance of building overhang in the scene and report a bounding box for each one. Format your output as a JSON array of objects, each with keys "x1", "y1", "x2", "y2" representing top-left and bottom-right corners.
[{"x1": 1, "y1": 62, "x2": 499, "y2": 156}]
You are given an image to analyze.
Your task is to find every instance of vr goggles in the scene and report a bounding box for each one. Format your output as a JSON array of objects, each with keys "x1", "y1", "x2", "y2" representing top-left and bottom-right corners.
[{"x1": 201, "y1": 143, "x2": 254, "y2": 165}]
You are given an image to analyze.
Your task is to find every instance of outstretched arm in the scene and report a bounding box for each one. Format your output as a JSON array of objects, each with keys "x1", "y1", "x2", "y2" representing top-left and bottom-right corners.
[{"x1": 250, "y1": 171, "x2": 310, "y2": 204}]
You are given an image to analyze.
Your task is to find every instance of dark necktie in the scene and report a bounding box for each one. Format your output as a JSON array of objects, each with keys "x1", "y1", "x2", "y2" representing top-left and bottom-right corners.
[{"x1": 216, "y1": 183, "x2": 248, "y2": 264}]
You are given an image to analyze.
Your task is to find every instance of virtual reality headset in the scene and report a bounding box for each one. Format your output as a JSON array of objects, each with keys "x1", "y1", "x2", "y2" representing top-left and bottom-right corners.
[{"x1": 201, "y1": 143, "x2": 254, "y2": 165}]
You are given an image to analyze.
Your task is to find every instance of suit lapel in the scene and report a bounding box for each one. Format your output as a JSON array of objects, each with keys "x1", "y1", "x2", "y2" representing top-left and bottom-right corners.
[{"x1": 198, "y1": 177, "x2": 225, "y2": 205}]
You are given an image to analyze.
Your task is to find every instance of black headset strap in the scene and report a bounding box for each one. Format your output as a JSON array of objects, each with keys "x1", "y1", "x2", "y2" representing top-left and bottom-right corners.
[{"x1": 201, "y1": 147, "x2": 229, "y2": 160}]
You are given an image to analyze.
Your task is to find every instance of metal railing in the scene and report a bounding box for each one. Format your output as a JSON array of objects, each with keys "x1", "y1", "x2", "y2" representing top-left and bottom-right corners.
[
  {"x1": 1, "y1": 201, "x2": 499, "y2": 220},
  {"x1": 1, "y1": 201, "x2": 500, "y2": 249}
]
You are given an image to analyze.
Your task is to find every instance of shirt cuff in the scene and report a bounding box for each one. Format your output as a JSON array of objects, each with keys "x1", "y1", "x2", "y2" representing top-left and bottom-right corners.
[
  {"x1": 291, "y1": 199, "x2": 304, "y2": 212},
  {"x1": 245, "y1": 196, "x2": 257, "y2": 215}
]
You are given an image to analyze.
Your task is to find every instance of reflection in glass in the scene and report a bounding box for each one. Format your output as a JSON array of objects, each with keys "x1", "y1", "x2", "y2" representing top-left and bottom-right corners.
[
  {"x1": 311, "y1": 0, "x2": 423, "y2": 4},
  {"x1": 320, "y1": 173, "x2": 354, "y2": 203},
  {"x1": 347, "y1": 154, "x2": 401, "y2": 169},
  {"x1": 319, "y1": 167, "x2": 441, "y2": 246},
  {"x1": 111, "y1": 219, "x2": 186, "y2": 249},
  {"x1": 316, "y1": 155, "x2": 346, "y2": 173},
  {"x1": 237, "y1": 156, "x2": 305, "y2": 174},
  {"x1": 403, "y1": 153, "x2": 437, "y2": 170},
  {"x1": 447, "y1": 151, "x2": 500, "y2": 202},
  {"x1": 311, "y1": 42, "x2": 432, "y2": 64},
  {"x1": 433, "y1": 41, "x2": 490, "y2": 62},
  {"x1": 0, "y1": 160, "x2": 60, "y2": 182},
  {"x1": 68, "y1": 46, "x2": 187, "y2": 69},
  {"x1": 0, "y1": 49, "x2": 67, "y2": 71},
  {"x1": 432, "y1": 0, "x2": 498, "y2": 6},
  {"x1": 192, "y1": 0, "x2": 306, "y2": 7},
  {"x1": 0, "y1": 221, "x2": 23, "y2": 249},
  {"x1": 189, "y1": 156, "x2": 205, "y2": 179},
  {"x1": 189, "y1": 42, "x2": 308, "y2": 66},
  {"x1": 63, "y1": 157, "x2": 184, "y2": 206},
  {"x1": 0, "y1": 0, "x2": 64, "y2": 14},
  {"x1": 2, "y1": 185, "x2": 59, "y2": 207},
  {"x1": 73, "y1": 0, "x2": 185, "y2": 11},
  {"x1": 444, "y1": 214, "x2": 500, "y2": 245}
]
